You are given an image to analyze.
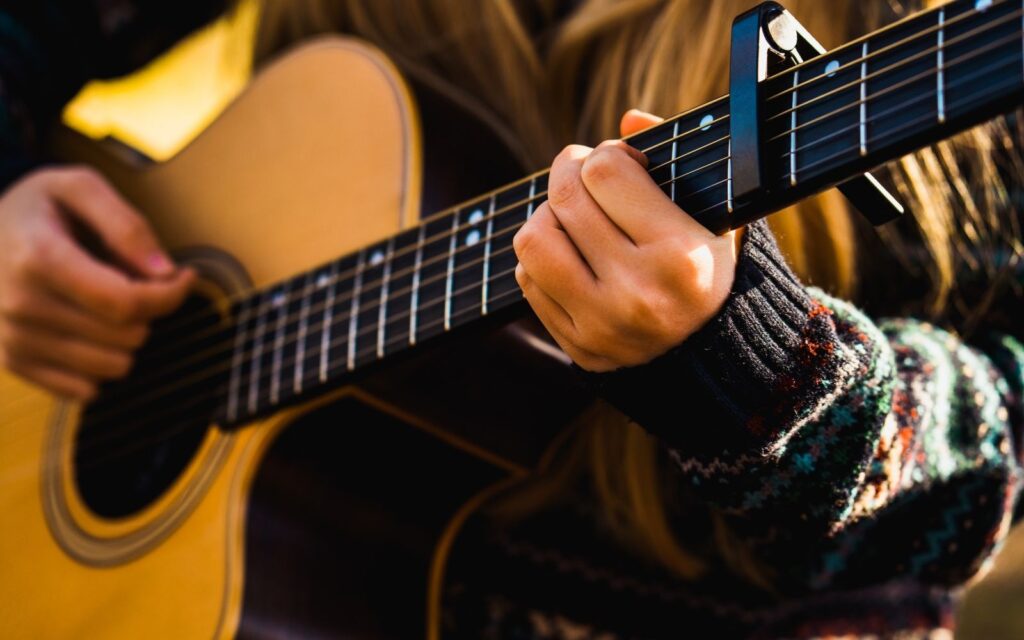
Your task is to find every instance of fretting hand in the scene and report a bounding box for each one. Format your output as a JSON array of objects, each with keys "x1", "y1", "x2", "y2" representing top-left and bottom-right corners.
[
  {"x1": 513, "y1": 110, "x2": 743, "y2": 373},
  {"x1": 0, "y1": 167, "x2": 194, "y2": 400}
]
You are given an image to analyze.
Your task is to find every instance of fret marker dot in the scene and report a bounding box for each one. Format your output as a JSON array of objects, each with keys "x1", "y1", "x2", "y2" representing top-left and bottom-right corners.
[
  {"x1": 272, "y1": 292, "x2": 286, "y2": 307},
  {"x1": 468, "y1": 209, "x2": 485, "y2": 225},
  {"x1": 699, "y1": 114, "x2": 714, "y2": 131},
  {"x1": 370, "y1": 249, "x2": 385, "y2": 266},
  {"x1": 316, "y1": 273, "x2": 330, "y2": 288},
  {"x1": 465, "y1": 230, "x2": 481, "y2": 246},
  {"x1": 975, "y1": 0, "x2": 992, "y2": 10},
  {"x1": 824, "y1": 60, "x2": 840, "y2": 77}
]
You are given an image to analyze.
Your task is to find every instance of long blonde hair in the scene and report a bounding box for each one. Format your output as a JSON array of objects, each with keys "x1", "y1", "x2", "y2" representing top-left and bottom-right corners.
[{"x1": 254, "y1": 0, "x2": 1022, "y2": 583}]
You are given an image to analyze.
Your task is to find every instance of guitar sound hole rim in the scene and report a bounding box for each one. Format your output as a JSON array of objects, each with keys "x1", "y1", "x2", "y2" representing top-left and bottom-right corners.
[
  {"x1": 73, "y1": 294, "x2": 223, "y2": 519},
  {"x1": 41, "y1": 252, "x2": 247, "y2": 566}
]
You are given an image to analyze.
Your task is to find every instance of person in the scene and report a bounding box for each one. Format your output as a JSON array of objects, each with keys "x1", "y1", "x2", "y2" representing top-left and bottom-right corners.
[{"x1": 0, "y1": 1, "x2": 1022, "y2": 637}]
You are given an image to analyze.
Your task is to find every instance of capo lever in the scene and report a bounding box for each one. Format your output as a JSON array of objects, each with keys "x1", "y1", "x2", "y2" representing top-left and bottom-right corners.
[{"x1": 728, "y1": 3, "x2": 904, "y2": 229}]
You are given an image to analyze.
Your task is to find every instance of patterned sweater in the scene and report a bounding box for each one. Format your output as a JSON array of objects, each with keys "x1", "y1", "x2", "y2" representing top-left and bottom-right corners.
[
  {"x1": 3, "y1": 3, "x2": 1023, "y2": 639},
  {"x1": 443, "y1": 221, "x2": 1024, "y2": 639}
]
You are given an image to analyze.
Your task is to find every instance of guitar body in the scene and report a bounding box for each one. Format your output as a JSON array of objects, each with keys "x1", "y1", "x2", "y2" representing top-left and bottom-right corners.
[{"x1": 0, "y1": 38, "x2": 585, "y2": 639}]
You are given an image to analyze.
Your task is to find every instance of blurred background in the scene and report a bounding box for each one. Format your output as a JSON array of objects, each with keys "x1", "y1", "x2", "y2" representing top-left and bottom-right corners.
[{"x1": 61, "y1": 1, "x2": 1024, "y2": 637}]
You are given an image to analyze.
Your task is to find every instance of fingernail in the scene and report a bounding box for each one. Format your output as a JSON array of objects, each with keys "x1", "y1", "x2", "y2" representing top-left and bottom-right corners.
[{"x1": 147, "y1": 252, "x2": 174, "y2": 275}]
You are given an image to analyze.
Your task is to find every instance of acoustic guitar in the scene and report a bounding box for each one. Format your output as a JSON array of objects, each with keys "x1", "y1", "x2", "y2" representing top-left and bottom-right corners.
[{"x1": 0, "y1": 0, "x2": 1021, "y2": 637}]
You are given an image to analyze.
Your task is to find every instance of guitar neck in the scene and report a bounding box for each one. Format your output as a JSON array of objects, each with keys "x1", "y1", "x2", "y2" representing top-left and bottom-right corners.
[{"x1": 217, "y1": 0, "x2": 1023, "y2": 428}]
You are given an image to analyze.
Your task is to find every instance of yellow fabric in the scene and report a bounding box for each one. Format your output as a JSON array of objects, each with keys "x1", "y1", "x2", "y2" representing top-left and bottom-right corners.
[{"x1": 62, "y1": 0, "x2": 258, "y2": 161}]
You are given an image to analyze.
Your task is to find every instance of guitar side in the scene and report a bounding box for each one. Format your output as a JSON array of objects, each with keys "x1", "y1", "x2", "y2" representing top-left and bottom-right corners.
[{"x1": 0, "y1": 37, "x2": 428, "y2": 638}]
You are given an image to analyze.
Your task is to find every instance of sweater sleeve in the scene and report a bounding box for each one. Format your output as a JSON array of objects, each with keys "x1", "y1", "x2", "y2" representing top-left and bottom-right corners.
[
  {"x1": 579, "y1": 220, "x2": 1023, "y2": 592},
  {"x1": 0, "y1": 0, "x2": 224, "y2": 187}
]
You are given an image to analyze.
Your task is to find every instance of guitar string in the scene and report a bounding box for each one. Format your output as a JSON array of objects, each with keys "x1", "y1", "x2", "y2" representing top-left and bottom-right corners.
[
  {"x1": 777, "y1": 51, "x2": 1022, "y2": 160},
  {"x1": 67, "y1": 46, "x2": 1023, "y2": 442},
  {"x1": 117, "y1": 20, "x2": 1024, "y2": 372},
  {"x1": 234, "y1": 66, "x2": 1024, "y2": 409},
  {"x1": 26, "y1": 78, "x2": 1020, "y2": 472},
  {"x1": 767, "y1": 23, "x2": 1024, "y2": 141},
  {"x1": 126, "y1": 134, "x2": 733, "y2": 366},
  {"x1": 77, "y1": 174, "x2": 734, "y2": 432},
  {"x1": 97, "y1": 1, "x2": 1011, "y2": 340},
  {"x1": 65, "y1": 56, "x2": 1024, "y2": 463},
  {"x1": 125, "y1": 117, "x2": 730, "y2": 348},
  {"x1": 783, "y1": 74, "x2": 1024, "y2": 182},
  {"x1": 764, "y1": 0, "x2": 1013, "y2": 103},
  {"x1": 72, "y1": 282, "x2": 532, "y2": 471},
  {"x1": 18, "y1": 21, "x2": 1020, "y2": 460}
]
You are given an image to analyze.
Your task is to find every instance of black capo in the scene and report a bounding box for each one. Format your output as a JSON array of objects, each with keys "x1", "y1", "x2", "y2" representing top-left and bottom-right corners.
[{"x1": 729, "y1": 2, "x2": 904, "y2": 227}]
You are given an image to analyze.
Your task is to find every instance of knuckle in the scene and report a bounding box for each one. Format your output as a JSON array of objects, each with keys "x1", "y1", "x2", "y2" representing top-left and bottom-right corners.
[
  {"x1": 547, "y1": 172, "x2": 580, "y2": 209},
  {"x1": 656, "y1": 242, "x2": 698, "y2": 279},
  {"x1": 126, "y1": 324, "x2": 150, "y2": 348},
  {"x1": 109, "y1": 296, "x2": 140, "y2": 324},
  {"x1": 619, "y1": 289, "x2": 659, "y2": 329},
  {"x1": 549, "y1": 145, "x2": 588, "y2": 208},
  {"x1": 108, "y1": 353, "x2": 134, "y2": 379},
  {"x1": 116, "y1": 213, "x2": 151, "y2": 245},
  {"x1": 580, "y1": 147, "x2": 621, "y2": 186},
  {"x1": 61, "y1": 165, "x2": 105, "y2": 191},
  {"x1": 555, "y1": 144, "x2": 586, "y2": 165},
  {"x1": 514, "y1": 264, "x2": 529, "y2": 289},
  {"x1": 14, "y1": 237, "x2": 49, "y2": 275},
  {"x1": 512, "y1": 225, "x2": 537, "y2": 261},
  {"x1": 80, "y1": 382, "x2": 99, "y2": 402}
]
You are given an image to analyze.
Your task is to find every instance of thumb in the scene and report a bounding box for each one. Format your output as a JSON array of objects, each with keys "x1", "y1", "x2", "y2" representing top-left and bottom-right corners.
[
  {"x1": 619, "y1": 108, "x2": 664, "y2": 138},
  {"x1": 47, "y1": 167, "x2": 176, "y2": 279}
]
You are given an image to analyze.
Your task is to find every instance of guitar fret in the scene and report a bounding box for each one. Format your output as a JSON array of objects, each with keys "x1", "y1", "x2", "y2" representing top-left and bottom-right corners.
[
  {"x1": 670, "y1": 120, "x2": 680, "y2": 202},
  {"x1": 938, "y1": 8, "x2": 947, "y2": 123},
  {"x1": 860, "y1": 41, "x2": 869, "y2": 156},
  {"x1": 200, "y1": 0, "x2": 1024, "y2": 432},
  {"x1": 294, "y1": 272, "x2": 313, "y2": 395},
  {"x1": 444, "y1": 210, "x2": 459, "y2": 331},
  {"x1": 726, "y1": 140, "x2": 734, "y2": 212},
  {"x1": 481, "y1": 194, "x2": 496, "y2": 315},
  {"x1": 319, "y1": 261, "x2": 338, "y2": 382},
  {"x1": 377, "y1": 238, "x2": 395, "y2": 359},
  {"x1": 410, "y1": 224, "x2": 425, "y2": 346},
  {"x1": 347, "y1": 249, "x2": 366, "y2": 371},
  {"x1": 269, "y1": 284, "x2": 290, "y2": 406},
  {"x1": 226, "y1": 300, "x2": 251, "y2": 423},
  {"x1": 789, "y1": 67, "x2": 799, "y2": 186},
  {"x1": 247, "y1": 292, "x2": 269, "y2": 416},
  {"x1": 526, "y1": 177, "x2": 538, "y2": 219}
]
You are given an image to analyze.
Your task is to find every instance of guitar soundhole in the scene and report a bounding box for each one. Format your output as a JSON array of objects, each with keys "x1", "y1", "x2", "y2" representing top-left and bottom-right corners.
[{"x1": 74, "y1": 294, "x2": 231, "y2": 519}]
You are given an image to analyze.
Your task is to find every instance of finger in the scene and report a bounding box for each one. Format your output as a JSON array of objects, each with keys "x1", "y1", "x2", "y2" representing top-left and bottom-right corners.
[
  {"x1": 35, "y1": 233, "x2": 194, "y2": 323},
  {"x1": 5, "y1": 356, "x2": 97, "y2": 401},
  {"x1": 620, "y1": 109, "x2": 664, "y2": 138},
  {"x1": 2, "y1": 287, "x2": 148, "y2": 350},
  {"x1": 3, "y1": 321, "x2": 133, "y2": 380},
  {"x1": 513, "y1": 204, "x2": 597, "y2": 310},
  {"x1": 580, "y1": 141, "x2": 714, "y2": 246},
  {"x1": 46, "y1": 167, "x2": 175, "y2": 278},
  {"x1": 547, "y1": 145, "x2": 636, "y2": 274},
  {"x1": 515, "y1": 263, "x2": 577, "y2": 339},
  {"x1": 515, "y1": 266, "x2": 617, "y2": 372}
]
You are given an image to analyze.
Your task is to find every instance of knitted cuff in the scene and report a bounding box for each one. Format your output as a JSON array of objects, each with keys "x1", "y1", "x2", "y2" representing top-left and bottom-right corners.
[{"x1": 578, "y1": 220, "x2": 831, "y2": 457}]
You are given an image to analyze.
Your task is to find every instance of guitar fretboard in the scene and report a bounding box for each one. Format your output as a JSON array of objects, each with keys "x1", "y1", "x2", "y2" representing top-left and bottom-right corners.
[{"x1": 216, "y1": 0, "x2": 1023, "y2": 428}]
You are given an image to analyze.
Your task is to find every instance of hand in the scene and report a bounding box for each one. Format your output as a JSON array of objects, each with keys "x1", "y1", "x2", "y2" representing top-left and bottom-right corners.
[
  {"x1": 0, "y1": 166, "x2": 194, "y2": 400},
  {"x1": 513, "y1": 110, "x2": 742, "y2": 372}
]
